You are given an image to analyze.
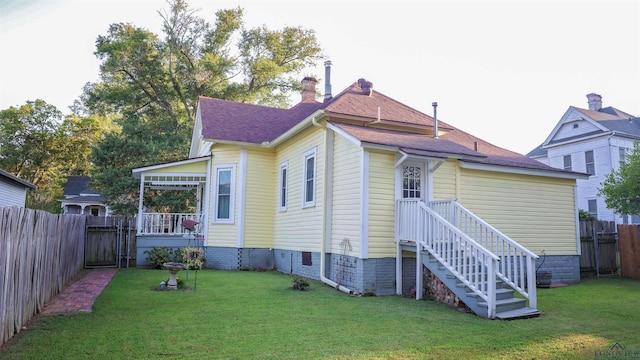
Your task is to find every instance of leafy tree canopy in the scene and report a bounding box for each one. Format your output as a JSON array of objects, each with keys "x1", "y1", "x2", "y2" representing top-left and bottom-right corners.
[
  {"x1": 599, "y1": 141, "x2": 640, "y2": 216},
  {"x1": 87, "y1": 0, "x2": 323, "y2": 215},
  {"x1": 0, "y1": 100, "x2": 111, "y2": 212}
]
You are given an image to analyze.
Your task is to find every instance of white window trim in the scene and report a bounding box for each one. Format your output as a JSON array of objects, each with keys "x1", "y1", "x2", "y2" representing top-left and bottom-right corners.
[
  {"x1": 213, "y1": 163, "x2": 236, "y2": 224},
  {"x1": 279, "y1": 161, "x2": 288, "y2": 212},
  {"x1": 302, "y1": 148, "x2": 317, "y2": 208},
  {"x1": 585, "y1": 150, "x2": 595, "y2": 176}
]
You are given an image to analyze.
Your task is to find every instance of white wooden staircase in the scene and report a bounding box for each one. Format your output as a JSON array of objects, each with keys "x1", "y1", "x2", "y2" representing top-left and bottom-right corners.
[{"x1": 396, "y1": 199, "x2": 540, "y2": 320}]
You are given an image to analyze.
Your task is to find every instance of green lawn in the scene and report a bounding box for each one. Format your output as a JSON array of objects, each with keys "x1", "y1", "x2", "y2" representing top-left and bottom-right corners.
[{"x1": 1, "y1": 270, "x2": 639, "y2": 359}]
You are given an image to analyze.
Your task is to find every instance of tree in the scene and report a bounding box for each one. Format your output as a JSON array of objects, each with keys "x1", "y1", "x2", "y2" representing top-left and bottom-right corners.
[
  {"x1": 0, "y1": 100, "x2": 109, "y2": 211},
  {"x1": 87, "y1": 0, "x2": 323, "y2": 215},
  {"x1": 599, "y1": 141, "x2": 640, "y2": 216}
]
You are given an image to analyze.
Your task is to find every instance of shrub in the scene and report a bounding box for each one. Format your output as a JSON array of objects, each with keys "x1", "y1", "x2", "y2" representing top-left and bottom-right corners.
[
  {"x1": 175, "y1": 247, "x2": 206, "y2": 270},
  {"x1": 144, "y1": 246, "x2": 174, "y2": 269},
  {"x1": 579, "y1": 209, "x2": 597, "y2": 221},
  {"x1": 292, "y1": 276, "x2": 310, "y2": 291}
]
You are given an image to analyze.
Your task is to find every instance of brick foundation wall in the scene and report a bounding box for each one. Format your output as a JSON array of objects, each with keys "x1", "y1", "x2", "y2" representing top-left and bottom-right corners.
[{"x1": 422, "y1": 267, "x2": 470, "y2": 312}]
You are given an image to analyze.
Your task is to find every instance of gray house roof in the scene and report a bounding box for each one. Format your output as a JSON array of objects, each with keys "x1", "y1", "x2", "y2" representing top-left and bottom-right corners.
[
  {"x1": 527, "y1": 103, "x2": 640, "y2": 157},
  {"x1": 0, "y1": 169, "x2": 37, "y2": 189},
  {"x1": 62, "y1": 176, "x2": 105, "y2": 202}
]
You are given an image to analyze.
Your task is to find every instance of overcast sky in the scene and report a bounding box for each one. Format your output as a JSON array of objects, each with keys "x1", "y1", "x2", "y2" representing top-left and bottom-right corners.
[{"x1": 1, "y1": 0, "x2": 638, "y2": 155}]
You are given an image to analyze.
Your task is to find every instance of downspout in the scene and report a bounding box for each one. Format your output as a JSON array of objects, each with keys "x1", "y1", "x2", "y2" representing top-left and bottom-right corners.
[{"x1": 312, "y1": 115, "x2": 355, "y2": 295}]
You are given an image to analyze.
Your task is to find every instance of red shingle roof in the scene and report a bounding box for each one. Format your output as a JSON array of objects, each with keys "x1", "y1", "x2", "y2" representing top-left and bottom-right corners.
[
  {"x1": 197, "y1": 79, "x2": 572, "y2": 174},
  {"x1": 331, "y1": 122, "x2": 482, "y2": 158},
  {"x1": 324, "y1": 81, "x2": 453, "y2": 129},
  {"x1": 199, "y1": 96, "x2": 324, "y2": 144}
]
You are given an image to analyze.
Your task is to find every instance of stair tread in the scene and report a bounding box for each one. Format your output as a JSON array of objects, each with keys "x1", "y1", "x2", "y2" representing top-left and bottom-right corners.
[
  {"x1": 478, "y1": 297, "x2": 526, "y2": 307},
  {"x1": 495, "y1": 308, "x2": 541, "y2": 320},
  {"x1": 467, "y1": 288, "x2": 513, "y2": 297}
]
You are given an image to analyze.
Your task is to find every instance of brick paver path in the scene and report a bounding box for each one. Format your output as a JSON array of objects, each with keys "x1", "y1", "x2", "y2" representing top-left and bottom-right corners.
[{"x1": 41, "y1": 269, "x2": 117, "y2": 315}]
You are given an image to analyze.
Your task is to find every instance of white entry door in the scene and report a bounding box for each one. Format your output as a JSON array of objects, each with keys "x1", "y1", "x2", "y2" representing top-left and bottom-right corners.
[{"x1": 402, "y1": 163, "x2": 424, "y2": 200}]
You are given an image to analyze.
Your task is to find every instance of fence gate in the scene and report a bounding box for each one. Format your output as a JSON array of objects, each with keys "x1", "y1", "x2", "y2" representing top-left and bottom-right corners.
[
  {"x1": 85, "y1": 216, "x2": 136, "y2": 268},
  {"x1": 579, "y1": 221, "x2": 618, "y2": 279},
  {"x1": 617, "y1": 225, "x2": 640, "y2": 280}
]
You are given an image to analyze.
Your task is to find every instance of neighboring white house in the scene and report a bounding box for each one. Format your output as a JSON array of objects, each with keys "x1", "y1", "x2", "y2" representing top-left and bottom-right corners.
[
  {"x1": 59, "y1": 176, "x2": 110, "y2": 216},
  {"x1": 527, "y1": 93, "x2": 640, "y2": 224},
  {"x1": 0, "y1": 169, "x2": 36, "y2": 208}
]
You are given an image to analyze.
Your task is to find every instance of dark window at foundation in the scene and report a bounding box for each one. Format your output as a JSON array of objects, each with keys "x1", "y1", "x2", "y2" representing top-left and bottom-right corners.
[{"x1": 302, "y1": 251, "x2": 312, "y2": 266}]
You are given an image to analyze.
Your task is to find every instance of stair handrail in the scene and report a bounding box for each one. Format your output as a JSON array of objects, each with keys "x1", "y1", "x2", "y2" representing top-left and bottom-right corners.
[
  {"x1": 428, "y1": 199, "x2": 538, "y2": 308},
  {"x1": 397, "y1": 199, "x2": 499, "y2": 318}
]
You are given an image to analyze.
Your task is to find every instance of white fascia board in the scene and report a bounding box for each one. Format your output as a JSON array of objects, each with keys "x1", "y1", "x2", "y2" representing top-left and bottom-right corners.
[
  {"x1": 132, "y1": 157, "x2": 210, "y2": 179},
  {"x1": 459, "y1": 161, "x2": 590, "y2": 180},
  {"x1": 268, "y1": 109, "x2": 325, "y2": 147},
  {"x1": 542, "y1": 107, "x2": 609, "y2": 147},
  {"x1": 542, "y1": 131, "x2": 612, "y2": 149},
  {"x1": 326, "y1": 122, "x2": 361, "y2": 146}
]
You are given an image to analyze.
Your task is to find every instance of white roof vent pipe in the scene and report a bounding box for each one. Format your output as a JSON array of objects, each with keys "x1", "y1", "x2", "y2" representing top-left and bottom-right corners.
[
  {"x1": 324, "y1": 60, "x2": 332, "y2": 102},
  {"x1": 432, "y1": 102, "x2": 439, "y2": 138}
]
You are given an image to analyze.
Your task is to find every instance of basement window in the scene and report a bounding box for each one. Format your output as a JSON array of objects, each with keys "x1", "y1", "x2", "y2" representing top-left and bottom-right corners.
[{"x1": 302, "y1": 252, "x2": 312, "y2": 266}]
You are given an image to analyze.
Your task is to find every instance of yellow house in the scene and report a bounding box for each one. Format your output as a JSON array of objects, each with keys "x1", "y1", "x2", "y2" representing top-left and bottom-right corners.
[{"x1": 133, "y1": 66, "x2": 587, "y2": 319}]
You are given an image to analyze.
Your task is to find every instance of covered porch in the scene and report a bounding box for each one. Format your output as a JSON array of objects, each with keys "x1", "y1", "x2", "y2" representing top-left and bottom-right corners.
[{"x1": 132, "y1": 157, "x2": 210, "y2": 238}]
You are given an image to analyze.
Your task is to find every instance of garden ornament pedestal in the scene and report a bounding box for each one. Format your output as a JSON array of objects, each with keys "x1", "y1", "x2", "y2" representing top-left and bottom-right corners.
[{"x1": 163, "y1": 262, "x2": 186, "y2": 290}]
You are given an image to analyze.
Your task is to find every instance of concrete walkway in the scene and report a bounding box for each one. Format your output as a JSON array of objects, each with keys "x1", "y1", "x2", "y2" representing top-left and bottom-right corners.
[{"x1": 41, "y1": 269, "x2": 117, "y2": 315}]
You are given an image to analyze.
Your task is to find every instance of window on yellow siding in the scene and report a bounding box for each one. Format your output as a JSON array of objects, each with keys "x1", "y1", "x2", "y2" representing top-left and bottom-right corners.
[
  {"x1": 303, "y1": 148, "x2": 316, "y2": 208},
  {"x1": 214, "y1": 164, "x2": 235, "y2": 223},
  {"x1": 279, "y1": 161, "x2": 288, "y2": 211}
]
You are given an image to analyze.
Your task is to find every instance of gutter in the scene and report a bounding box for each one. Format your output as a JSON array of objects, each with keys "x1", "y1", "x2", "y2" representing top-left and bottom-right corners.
[{"x1": 312, "y1": 115, "x2": 355, "y2": 295}]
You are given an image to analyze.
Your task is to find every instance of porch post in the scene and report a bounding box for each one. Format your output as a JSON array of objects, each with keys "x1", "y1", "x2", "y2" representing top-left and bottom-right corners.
[
  {"x1": 416, "y1": 243, "x2": 423, "y2": 300},
  {"x1": 527, "y1": 255, "x2": 538, "y2": 309},
  {"x1": 396, "y1": 240, "x2": 402, "y2": 295},
  {"x1": 137, "y1": 173, "x2": 145, "y2": 234}
]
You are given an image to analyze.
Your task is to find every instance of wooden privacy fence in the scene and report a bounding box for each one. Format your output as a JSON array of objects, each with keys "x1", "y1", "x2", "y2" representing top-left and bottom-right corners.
[
  {"x1": 0, "y1": 207, "x2": 86, "y2": 346},
  {"x1": 85, "y1": 216, "x2": 136, "y2": 269},
  {"x1": 579, "y1": 221, "x2": 618, "y2": 279},
  {"x1": 616, "y1": 225, "x2": 640, "y2": 280}
]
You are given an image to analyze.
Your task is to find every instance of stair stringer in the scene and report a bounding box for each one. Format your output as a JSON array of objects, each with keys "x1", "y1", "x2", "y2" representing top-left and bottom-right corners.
[
  {"x1": 421, "y1": 250, "x2": 541, "y2": 320},
  {"x1": 421, "y1": 250, "x2": 491, "y2": 318}
]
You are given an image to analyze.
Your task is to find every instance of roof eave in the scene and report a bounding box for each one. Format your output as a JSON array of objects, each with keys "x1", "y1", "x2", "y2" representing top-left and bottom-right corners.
[
  {"x1": 132, "y1": 156, "x2": 210, "y2": 179},
  {"x1": 268, "y1": 109, "x2": 325, "y2": 147},
  {"x1": 459, "y1": 161, "x2": 590, "y2": 180},
  {"x1": 542, "y1": 131, "x2": 612, "y2": 149}
]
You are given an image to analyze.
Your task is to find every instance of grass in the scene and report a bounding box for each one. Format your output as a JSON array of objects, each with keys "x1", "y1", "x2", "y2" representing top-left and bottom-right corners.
[{"x1": 1, "y1": 270, "x2": 639, "y2": 359}]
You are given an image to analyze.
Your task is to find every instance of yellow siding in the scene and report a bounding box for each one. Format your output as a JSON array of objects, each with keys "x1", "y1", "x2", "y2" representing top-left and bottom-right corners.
[
  {"x1": 273, "y1": 126, "x2": 325, "y2": 252},
  {"x1": 243, "y1": 149, "x2": 275, "y2": 248},
  {"x1": 207, "y1": 145, "x2": 240, "y2": 247},
  {"x1": 432, "y1": 160, "x2": 457, "y2": 200},
  {"x1": 367, "y1": 150, "x2": 396, "y2": 258},
  {"x1": 330, "y1": 135, "x2": 361, "y2": 256},
  {"x1": 459, "y1": 168, "x2": 578, "y2": 255}
]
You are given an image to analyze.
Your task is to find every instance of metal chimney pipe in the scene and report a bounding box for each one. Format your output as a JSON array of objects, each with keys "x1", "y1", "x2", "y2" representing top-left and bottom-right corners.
[
  {"x1": 324, "y1": 60, "x2": 332, "y2": 101},
  {"x1": 432, "y1": 102, "x2": 438, "y2": 138}
]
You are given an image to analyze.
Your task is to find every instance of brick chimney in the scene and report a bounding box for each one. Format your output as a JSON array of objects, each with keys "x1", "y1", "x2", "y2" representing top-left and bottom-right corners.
[
  {"x1": 587, "y1": 93, "x2": 602, "y2": 111},
  {"x1": 357, "y1": 78, "x2": 373, "y2": 96},
  {"x1": 301, "y1": 77, "x2": 317, "y2": 102}
]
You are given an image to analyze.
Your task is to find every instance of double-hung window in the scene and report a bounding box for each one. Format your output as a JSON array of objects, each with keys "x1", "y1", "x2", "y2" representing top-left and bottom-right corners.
[
  {"x1": 279, "y1": 161, "x2": 288, "y2": 211},
  {"x1": 619, "y1": 147, "x2": 627, "y2": 167},
  {"x1": 214, "y1": 164, "x2": 235, "y2": 223},
  {"x1": 588, "y1": 199, "x2": 598, "y2": 220},
  {"x1": 563, "y1": 155, "x2": 572, "y2": 171},
  {"x1": 303, "y1": 148, "x2": 316, "y2": 208},
  {"x1": 585, "y1": 150, "x2": 595, "y2": 176}
]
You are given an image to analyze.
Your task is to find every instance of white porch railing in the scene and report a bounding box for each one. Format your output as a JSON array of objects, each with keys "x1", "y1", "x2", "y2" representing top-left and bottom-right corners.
[
  {"x1": 428, "y1": 199, "x2": 538, "y2": 308},
  {"x1": 397, "y1": 199, "x2": 500, "y2": 318},
  {"x1": 138, "y1": 213, "x2": 203, "y2": 235}
]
